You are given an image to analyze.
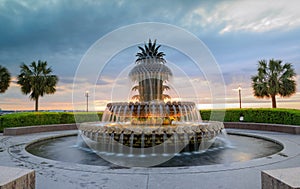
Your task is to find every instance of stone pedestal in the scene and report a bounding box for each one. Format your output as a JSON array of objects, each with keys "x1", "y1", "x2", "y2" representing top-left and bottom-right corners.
[
  {"x1": 0, "y1": 166, "x2": 35, "y2": 189},
  {"x1": 262, "y1": 167, "x2": 300, "y2": 189}
]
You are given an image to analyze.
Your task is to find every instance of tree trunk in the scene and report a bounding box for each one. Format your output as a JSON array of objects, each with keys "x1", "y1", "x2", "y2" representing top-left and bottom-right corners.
[
  {"x1": 35, "y1": 97, "x2": 39, "y2": 112},
  {"x1": 271, "y1": 95, "x2": 277, "y2": 108}
]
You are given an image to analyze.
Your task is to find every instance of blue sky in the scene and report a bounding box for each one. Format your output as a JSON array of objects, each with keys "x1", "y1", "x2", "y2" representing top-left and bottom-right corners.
[{"x1": 1, "y1": 0, "x2": 300, "y2": 110}]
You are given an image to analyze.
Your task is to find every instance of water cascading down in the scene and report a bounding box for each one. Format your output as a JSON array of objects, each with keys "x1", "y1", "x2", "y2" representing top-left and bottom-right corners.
[{"x1": 79, "y1": 39, "x2": 224, "y2": 156}]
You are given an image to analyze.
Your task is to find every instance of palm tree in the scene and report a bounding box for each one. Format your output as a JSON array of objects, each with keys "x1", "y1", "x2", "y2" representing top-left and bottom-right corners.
[
  {"x1": 251, "y1": 59, "x2": 296, "y2": 108},
  {"x1": 0, "y1": 65, "x2": 11, "y2": 93},
  {"x1": 17, "y1": 60, "x2": 58, "y2": 111}
]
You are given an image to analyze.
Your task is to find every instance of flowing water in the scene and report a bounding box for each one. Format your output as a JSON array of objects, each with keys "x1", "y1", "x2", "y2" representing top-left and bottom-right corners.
[{"x1": 26, "y1": 133, "x2": 283, "y2": 167}]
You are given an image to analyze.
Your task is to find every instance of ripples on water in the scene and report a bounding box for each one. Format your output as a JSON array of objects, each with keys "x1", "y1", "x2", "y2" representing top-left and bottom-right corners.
[{"x1": 27, "y1": 133, "x2": 283, "y2": 167}]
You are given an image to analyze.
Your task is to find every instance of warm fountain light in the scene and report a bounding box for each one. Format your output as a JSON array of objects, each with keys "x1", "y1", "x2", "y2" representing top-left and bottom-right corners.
[{"x1": 77, "y1": 39, "x2": 225, "y2": 168}]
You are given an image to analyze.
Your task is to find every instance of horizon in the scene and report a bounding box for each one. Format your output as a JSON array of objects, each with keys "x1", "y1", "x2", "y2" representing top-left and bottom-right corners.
[
  {"x1": 1, "y1": 0, "x2": 300, "y2": 111},
  {"x1": 2, "y1": 102, "x2": 300, "y2": 112}
]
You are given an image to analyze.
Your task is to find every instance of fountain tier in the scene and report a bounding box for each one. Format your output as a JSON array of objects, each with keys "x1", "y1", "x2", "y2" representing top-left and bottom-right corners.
[
  {"x1": 79, "y1": 39, "x2": 224, "y2": 154},
  {"x1": 79, "y1": 121, "x2": 224, "y2": 149},
  {"x1": 102, "y1": 101, "x2": 202, "y2": 125}
]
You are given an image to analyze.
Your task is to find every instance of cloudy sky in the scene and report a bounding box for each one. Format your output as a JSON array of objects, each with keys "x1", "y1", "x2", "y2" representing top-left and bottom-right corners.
[{"x1": 1, "y1": 0, "x2": 300, "y2": 111}]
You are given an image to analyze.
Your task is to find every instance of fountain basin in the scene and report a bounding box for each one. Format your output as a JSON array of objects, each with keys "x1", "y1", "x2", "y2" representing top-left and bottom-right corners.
[{"x1": 26, "y1": 131, "x2": 283, "y2": 167}]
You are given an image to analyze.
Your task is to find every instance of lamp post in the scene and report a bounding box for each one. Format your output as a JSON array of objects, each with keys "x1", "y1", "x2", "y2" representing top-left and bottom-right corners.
[
  {"x1": 85, "y1": 91, "x2": 89, "y2": 112},
  {"x1": 238, "y1": 86, "x2": 242, "y2": 109}
]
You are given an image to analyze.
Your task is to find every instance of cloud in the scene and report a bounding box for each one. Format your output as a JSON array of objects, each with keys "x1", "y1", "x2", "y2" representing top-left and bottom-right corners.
[
  {"x1": 183, "y1": 0, "x2": 300, "y2": 34},
  {"x1": 1, "y1": 0, "x2": 300, "y2": 110},
  {"x1": 0, "y1": 0, "x2": 201, "y2": 80},
  {"x1": 0, "y1": 0, "x2": 200, "y2": 51}
]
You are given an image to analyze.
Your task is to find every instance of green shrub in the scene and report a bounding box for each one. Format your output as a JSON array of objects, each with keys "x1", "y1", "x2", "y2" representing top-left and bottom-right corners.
[
  {"x1": 59, "y1": 112, "x2": 75, "y2": 124},
  {"x1": 0, "y1": 112, "x2": 61, "y2": 130},
  {"x1": 0, "y1": 109, "x2": 299, "y2": 132},
  {"x1": 73, "y1": 112, "x2": 102, "y2": 123},
  {"x1": 200, "y1": 108, "x2": 300, "y2": 125},
  {"x1": 0, "y1": 112, "x2": 103, "y2": 132}
]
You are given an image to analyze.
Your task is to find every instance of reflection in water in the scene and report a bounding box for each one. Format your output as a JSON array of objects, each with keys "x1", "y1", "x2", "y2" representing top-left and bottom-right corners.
[{"x1": 26, "y1": 134, "x2": 283, "y2": 167}]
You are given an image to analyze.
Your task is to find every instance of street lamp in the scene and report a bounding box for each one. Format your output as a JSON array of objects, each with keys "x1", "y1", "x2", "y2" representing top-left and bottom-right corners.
[
  {"x1": 238, "y1": 86, "x2": 242, "y2": 109},
  {"x1": 85, "y1": 91, "x2": 89, "y2": 112}
]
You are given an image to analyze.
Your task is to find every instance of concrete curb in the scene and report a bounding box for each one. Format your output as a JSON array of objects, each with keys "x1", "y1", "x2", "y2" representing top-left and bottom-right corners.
[
  {"x1": 224, "y1": 122, "x2": 300, "y2": 134},
  {"x1": 3, "y1": 122, "x2": 300, "y2": 136},
  {"x1": 262, "y1": 167, "x2": 300, "y2": 189},
  {"x1": 0, "y1": 166, "x2": 35, "y2": 189},
  {"x1": 3, "y1": 124, "x2": 77, "y2": 136}
]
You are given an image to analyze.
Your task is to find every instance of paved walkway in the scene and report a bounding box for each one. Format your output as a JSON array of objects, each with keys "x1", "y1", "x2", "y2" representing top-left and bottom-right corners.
[{"x1": 0, "y1": 129, "x2": 300, "y2": 189}]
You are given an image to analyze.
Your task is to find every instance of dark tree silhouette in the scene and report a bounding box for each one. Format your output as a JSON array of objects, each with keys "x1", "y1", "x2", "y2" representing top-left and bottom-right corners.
[
  {"x1": 251, "y1": 59, "x2": 296, "y2": 108},
  {"x1": 17, "y1": 60, "x2": 58, "y2": 111},
  {"x1": 0, "y1": 65, "x2": 11, "y2": 93}
]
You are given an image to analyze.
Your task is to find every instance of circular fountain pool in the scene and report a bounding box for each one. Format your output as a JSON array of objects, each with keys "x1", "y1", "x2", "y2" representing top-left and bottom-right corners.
[{"x1": 26, "y1": 132, "x2": 283, "y2": 167}]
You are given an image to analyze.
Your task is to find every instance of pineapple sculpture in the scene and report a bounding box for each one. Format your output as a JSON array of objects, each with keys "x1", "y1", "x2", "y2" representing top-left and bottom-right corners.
[
  {"x1": 129, "y1": 39, "x2": 172, "y2": 102},
  {"x1": 79, "y1": 39, "x2": 224, "y2": 152}
]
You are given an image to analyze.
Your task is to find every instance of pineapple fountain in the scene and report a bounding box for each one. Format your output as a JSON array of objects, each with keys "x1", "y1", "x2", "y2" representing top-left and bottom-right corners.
[{"x1": 79, "y1": 40, "x2": 224, "y2": 159}]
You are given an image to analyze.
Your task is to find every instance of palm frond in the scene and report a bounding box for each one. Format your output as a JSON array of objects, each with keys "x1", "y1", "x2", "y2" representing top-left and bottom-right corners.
[
  {"x1": 131, "y1": 95, "x2": 140, "y2": 100},
  {"x1": 131, "y1": 85, "x2": 139, "y2": 91},
  {"x1": 0, "y1": 65, "x2": 11, "y2": 93},
  {"x1": 163, "y1": 94, "x2": 171, "y2": 100},
  {"x1": 252, "y1": 59, "x2": 297, "y2": 107},
  {"x1": 162, "y1": 85, "x2": 170, "y2": 91},
  {"x1": 17, "y1": 60, "x2": 58, "y2": 110},
  {"x1": 135, "y1": 39, "x2": 166, "y2": 63}
]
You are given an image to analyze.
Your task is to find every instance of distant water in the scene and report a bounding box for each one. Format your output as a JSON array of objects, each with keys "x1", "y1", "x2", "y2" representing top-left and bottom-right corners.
[
  {"x1": 2, "y1": 101, "x2": 299, "y2": 113},
  {"x1": 197, "y1": 102, "x2": 300, "y2": 109}
]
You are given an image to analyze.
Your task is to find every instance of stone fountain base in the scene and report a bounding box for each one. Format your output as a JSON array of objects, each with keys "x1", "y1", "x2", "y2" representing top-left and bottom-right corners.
[{"x1": 79, "y1": 121, "x2": 224, "y2": 153}]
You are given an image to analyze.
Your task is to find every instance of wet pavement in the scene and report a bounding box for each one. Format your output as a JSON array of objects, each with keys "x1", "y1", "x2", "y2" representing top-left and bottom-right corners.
[{"x1": 0, "y1": 129, "x2": 300, "y2": 189}]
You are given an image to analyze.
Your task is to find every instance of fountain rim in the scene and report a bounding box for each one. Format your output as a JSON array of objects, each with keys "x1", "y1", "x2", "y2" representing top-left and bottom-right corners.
[
  {"x1": 78, "y1": 121, "x2": 224, "y2": 134},
  {"x1": 22, "y1": 129, "x2": 289, "y2": 173}
]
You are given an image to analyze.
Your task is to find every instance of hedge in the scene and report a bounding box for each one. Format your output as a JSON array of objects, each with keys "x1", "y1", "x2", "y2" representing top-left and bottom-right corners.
[
  {"x1": 0, "y1": 108, "x2": 299, "y2": 132},
  {"x1": 0, "y1": 112, "x2": 103, "y2": 132},
  {"x1": 200, "y1": 108, "x2": 300, "y2": 125}
]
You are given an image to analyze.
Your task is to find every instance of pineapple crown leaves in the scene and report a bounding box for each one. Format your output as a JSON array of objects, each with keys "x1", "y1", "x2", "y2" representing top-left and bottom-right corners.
[{"x1": 135, "y1": 39, "x2": 166, "y2": 63}]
